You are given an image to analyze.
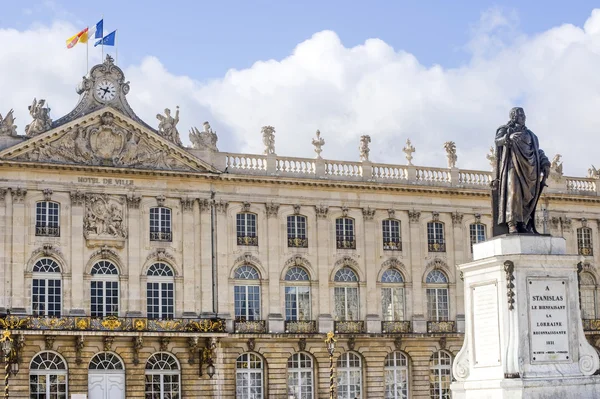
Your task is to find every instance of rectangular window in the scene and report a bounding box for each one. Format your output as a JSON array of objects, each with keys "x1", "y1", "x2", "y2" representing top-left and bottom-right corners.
[
  {"x1": 336, "y1": 218, "x2": 356, "y2": 249},
  {"x1": 469, "y1": 223, "x2": 487, "y2": 252},
  {"x1": 287, "y1": 215, "x2": 308, "y2": 247},
  {"x1": 149, "y1": 207, "x2": 172, "y2": 242},
  {"x1": 334, "y1": 286, "x2": 359, "y2": 321},
  {"x1": 382, "y1": 287, "x2": 405, "y2": 321},
  {"x1": 427, "y1": 222, "x2": 445, "y2": 252},
  {"x1": 578, "y1": 228, "x2": 593, "y2": 256},
  {"x1": 35, "y1": 201, "x2": 60, "y2": 237},
  {"x1": 91, "y1": 280, "x2": 119, "y2": 317},
  {"x1": 237, "y1": 213, "x2": 258, "y2": 246},
  {"x1": 146, "y1": 281, "x2": 174, "y2": 319},
  {"x1": 382, "y1": 219, "x2": 401, "y2": 251},
  {"x1": 32, "y1": 278, "x2": 61, "y2": 317},
  {"x1": 235, "y1": 285, "x2": 261, "y2": 321},
  {"x1": 581, "y1": 289, "x2": 596, "y2": 319},
  {"x1": 285, "y1": 286, "x2": 311, "y2": 321},
  {"x1": 426, "y1": 288, "x2": 449, "y2": 321}
]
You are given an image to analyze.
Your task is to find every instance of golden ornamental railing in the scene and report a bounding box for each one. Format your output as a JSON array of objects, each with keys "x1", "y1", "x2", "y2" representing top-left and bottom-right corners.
[
  {"x1": 382, "y1": 321, "x2": 411, "y2": 333},
  {"x1": 237, "y1": 235, "x2": 259, "y2": 246},
  {"x1": 288, "y1": 237, "x2": 308, "y2": 248},
  {"x1": 234, "y1": 320, "x2": 266, "y2": 333},
  {"x1": 334, "y1": 320, "x2": 365, "y2": 334},
  {"x1": 427, "y1": 320, "x2": 455, "y2": 333},
  {"x1": 284, "y1": 320, "x2": 317, "y2": 333},
  {"x1": 150, "y1": 231, "x2": 172, "y2": 242},
  {"x1": 35, "y1": 225, "x2": 60, "y2": 237},
  {"x1": 428, "y1": 241, "x2": 446, "y2": 252},
  {"x1": 383, "y1": 240, "x2": 402, "y2": 251},
  {"x1": 579, "y1": 246, "x2": 593, "y2": 256},
  {"x1": 583, "y1": 319, "x2": 600, "y2": 331},
  {"x1": 336, "y1": 239, "x2": 356, "y2": 250}
]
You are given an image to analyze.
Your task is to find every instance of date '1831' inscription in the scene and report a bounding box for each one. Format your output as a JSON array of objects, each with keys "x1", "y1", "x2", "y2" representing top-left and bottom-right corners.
[{"x1": 527, "y1": 278, "x2": 570, "y2": 363}]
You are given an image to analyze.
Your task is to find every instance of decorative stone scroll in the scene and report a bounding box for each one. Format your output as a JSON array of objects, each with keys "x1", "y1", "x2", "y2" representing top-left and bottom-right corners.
[
  {"x1": 42, "y1": 189, "x2": 53, "y2": 201},
  {"x1": 265, "y1": 202, "x2": 279, "y2": 218},
  {"x1": 126, "y1": 194, "x2": 141, "y2": 209},
  {"x1": 11, "y1": 188, "x2": 27, "y2": 203},
  {"x1": 180, "y1": 197, "x2": 194, "y2": 212},
  {"x1": 362, "y1": 207, "x2": 375, "y2": 221},
  {"x1": 133, "y1": 337, "x2": 143, "y2": 365},
  {"x1": 241, "y1": 201, "x2": 251, "y2": 213},
  {"x1": 451, "y1": 212, "x2": 463, "y2": 226},
  {"x1": 315, "y1": 205, "x2": 329, "y2": 219},
  {"x1": 188, "y1": 337, "x2": 199, "y2": 364},
  {"x1": 215, "y1": 200, "x2": 228, "y2": 214},
  {"x1": 75, "y1": 335, "x2": 85, "y2": 365},
  {"x1": 70, "y1": 190, "x2": 85, "y2": 206},
  {"x1": 388, "y1": 209, "x2": 395, "y2": 219},
  {"x1": 408, "y1": 210, "x2": 420, "y2": 224},
  {"x1": 159, "y1": 337, "x2": 170, "y2": 352},
  {"x1": 146, "y1": 248, "x2": 175, "y2": 264}
]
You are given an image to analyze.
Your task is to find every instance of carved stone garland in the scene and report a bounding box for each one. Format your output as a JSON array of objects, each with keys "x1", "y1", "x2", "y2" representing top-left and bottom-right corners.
[{"x1": 504, "y1": 260, "x2": 515, "y2": 311}]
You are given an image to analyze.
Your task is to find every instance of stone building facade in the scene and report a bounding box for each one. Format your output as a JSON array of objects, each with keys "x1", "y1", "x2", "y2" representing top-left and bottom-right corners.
[{"x1": 0, "y1": 56, "x2": 599, "y2": 398}]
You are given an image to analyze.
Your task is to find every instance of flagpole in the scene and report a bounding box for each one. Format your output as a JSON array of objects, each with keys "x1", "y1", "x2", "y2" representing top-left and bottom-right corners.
[
  {"x1": 86, "y1": 26, "x2": 89, "y2": 73},
  {"x1": 115, "y1": 29, "x2": 118, "y2": 65},
  {"x1": 101, "y1": 14, "x2": 104, "y2": 61}
]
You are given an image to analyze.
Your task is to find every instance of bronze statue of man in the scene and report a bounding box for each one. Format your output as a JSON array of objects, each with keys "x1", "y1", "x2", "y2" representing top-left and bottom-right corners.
[{"x1": 492, "y1": 107, "x2": 550, "y2": 236}]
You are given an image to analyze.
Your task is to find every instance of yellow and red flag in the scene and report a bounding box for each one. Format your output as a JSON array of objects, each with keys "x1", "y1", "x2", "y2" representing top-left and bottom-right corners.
[{"x1": 66, "y1": 27, "x2": 89, "y2": 49}]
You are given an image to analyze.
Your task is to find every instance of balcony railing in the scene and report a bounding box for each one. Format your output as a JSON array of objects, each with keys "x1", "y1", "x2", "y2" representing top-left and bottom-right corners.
[
  {"x1": 150, "y1": 231, "x2": 172, "y2": 242},
  {"x1": 35, "y1": 225, "x2": 60, "y2": 237},
  {"x1": 427, "y1": 320, "x2": 455, "y2": 333},
  {"x1": 383, "y1": 240, "x2": 402, "y2": 251},
  {"x1": 382, "y1": 321, "x2": 411, "y2": 333},
  {"x1": 583, "y1": 319, "x2": 600, "y2": 331},
  {"x1": 579, "y1": 246, "x2": 593, "y2": 256},
  {"x1": 428, "y1": 241, "x2": 446, "y2": 252},
  {"x1": 234, "y1": 320, "x2": 266, "y2": 333},
  {"x1": 237, "y1": 235, "x2": 258, "y2": 246},
  {"x1": 336, "y1": 239, "x2": 356, "y2": 250},
  {"x1": 284, "y1": 320, "x2": 317, "y2": 333},
  {"x1": 0, "y1": 315, "x2": 225, "y2": 332},
  {"x1": 334, "y1": 320, "x2": 365, "y2": 334},
  {"x1": 288, "y1": 237, "x2": 308, "y2": 248}
]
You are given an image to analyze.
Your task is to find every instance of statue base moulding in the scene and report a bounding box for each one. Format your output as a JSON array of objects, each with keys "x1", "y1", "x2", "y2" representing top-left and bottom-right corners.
[{"x1": 451, "y1": 235, "x2": 600, "y2": 399}]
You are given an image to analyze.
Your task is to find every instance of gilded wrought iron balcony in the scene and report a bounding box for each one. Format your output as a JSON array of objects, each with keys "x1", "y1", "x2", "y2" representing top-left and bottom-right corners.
[
  {"x1": 150, "y1": 231, "x2": 172, "y2": 242},
  {"x1": 583, "y1": 319, "x2": 600, "y2": 331},
  {"x1": 336, "y1": 239, "x2": 356, "y2": 249},
  {"x1": 381, "y1": 321, "x2": 411, "y2": 333},
  {"x1": 0, "y1": 315, "x2": 225, "y2": 333},
  {"x1": 428, "y1": 241, "x2": 446, "y2": 252},
  {"x1": 288, "y1": 237, "x2": 308, "y2": 248},
  {"x1": 427, "y1": 320, "x2": 455, "y2": 333},
  {"x1": 234, "y1": 320, "x2": 266, "y2": 333},
  {"x1": 383, "y1": 240, "x2": 402, "y2": 251},
  {"x1": 284, "y1": 320, "x2": 317, "y2": 333},
  {"x1": 35, "y1": 225, "x2": 60, "y2": 237},
  {"x1": 237, "y1": 235, "x2": 258, "y2": 246},
  {"x1": 334, "y1": 320, "x2": 365, "y2": 334},
  {"x1": 579, "y1": 246, "x2": 593, "y2": 256}
]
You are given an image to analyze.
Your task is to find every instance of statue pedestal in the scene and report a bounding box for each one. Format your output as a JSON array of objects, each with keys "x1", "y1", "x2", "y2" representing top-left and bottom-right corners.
[{"x1": 451, "y1": 235, "x2": 600, "y2": 399}]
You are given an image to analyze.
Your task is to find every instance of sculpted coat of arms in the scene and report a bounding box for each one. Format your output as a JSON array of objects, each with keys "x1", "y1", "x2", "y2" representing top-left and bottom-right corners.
[{"x1": 84, "y1": 194, "x2": 127, "y2": 238}]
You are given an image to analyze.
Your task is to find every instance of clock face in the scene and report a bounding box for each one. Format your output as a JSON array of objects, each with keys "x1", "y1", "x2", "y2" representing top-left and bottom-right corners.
[{"x1": 95, "y1": 79, "x2": 116, "y2": 102}]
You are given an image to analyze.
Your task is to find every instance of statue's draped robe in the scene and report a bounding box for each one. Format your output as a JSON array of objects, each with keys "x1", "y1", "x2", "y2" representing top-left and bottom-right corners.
[{"x1": 494, "y1": 125, "x2": 549, "y2": 234}]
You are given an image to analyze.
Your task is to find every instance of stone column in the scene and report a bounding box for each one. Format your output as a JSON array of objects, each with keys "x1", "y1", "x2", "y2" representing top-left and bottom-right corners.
[
  {"x1": 265, "y1": 202, "x2": 283, "y2": 333},
  {"x1": 180, "y1": 197, "x2": 196, "y2": 317},
  {"x1": 69, "y1": 190, "x2": 86, "y2": 315},
  {"x1": 316, "y1": 205, "x2": 333, "y2": 333},
  {"x1": 126, "y1": 194, "x2": 142, "y2": 316},
  {"x1": 362, "y1": 207, "x2": 380, "y2": 333},
  {"x1": 10, "y1": 188, "x2": 27, "y2": 312},
  {"x1": 198, "y1": 198, "x2": 213, "y2": 316},
  {"x1": 408, "y1": 210, "x2": 426, "y2": 332}
]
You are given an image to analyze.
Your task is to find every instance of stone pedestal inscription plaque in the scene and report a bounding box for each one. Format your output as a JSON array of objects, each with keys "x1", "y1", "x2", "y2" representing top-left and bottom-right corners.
[
  {"x1": 527, "y1": 278, "x2": 570, "y2": 363},
  {"x1": 472, "y1": 283, "x2": 500, "y2": 367}
]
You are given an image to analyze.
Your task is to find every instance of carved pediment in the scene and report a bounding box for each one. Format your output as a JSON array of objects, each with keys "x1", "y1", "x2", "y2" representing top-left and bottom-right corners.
[{"x1": 0, "y1": 110, "x2": 217, "y2": 173}]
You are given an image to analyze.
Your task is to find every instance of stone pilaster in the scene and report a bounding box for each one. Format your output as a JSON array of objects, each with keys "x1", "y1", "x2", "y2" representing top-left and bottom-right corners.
[
  {"x1": 408, "y1": 209, "x2": 425, "y2": 332},
  {"x1": 126, "y1": 194, "x2": 142, "y2": 315},
  {"x1": 315, "y1": 205, "x2": 332, "y2": 332},
  {"x1": 215, "y1": 201, "x2": 230, "y2": 321},
  {"x1": 199, "y1": 198, "x2": 213, "y2": 316},
  {"x1": 266, "y1": 202, "x2": 283, "y2": 332},
  {"x1": 10, "y1": 188, "x2": 26, "y2": 311},
  {"x1": 452, "y1": 211, "x2": 465, "y2": 332},
  {"x1": 363, "y1": 207, "x2": 380, "y2": 333},
  {"x1": 69, "y1": 191, "x2": 85, "y2": 315},
  {"x1": 0, "y1": 189, "x2": 7, "y2": 311},
  {"x1": 181, "y1": 197, "x2": 196, "y2": 317}
]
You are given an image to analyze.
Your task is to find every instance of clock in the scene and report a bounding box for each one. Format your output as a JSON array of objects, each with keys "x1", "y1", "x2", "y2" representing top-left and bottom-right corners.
[{"x1": 94, "y1": 79, "x2": 117, "y2": 102}]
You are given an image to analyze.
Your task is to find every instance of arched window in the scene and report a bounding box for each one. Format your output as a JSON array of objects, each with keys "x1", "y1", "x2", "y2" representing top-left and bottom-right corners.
[
  {"x1": 145, "y1": 353, "x2": 180, "y2": 398},
  {"x1": 150, "y1": 207, "x2": 172, "y2": 242},
  {"x1": 334, "y1": 267, "x2": 359, "y2": 321},
  {"x1": 32, "y1": 258, "x2": 62, "y2": 317},
  {"x1": 580, "y1": 271, "x2": 597, "y2": 319},
  {"x1": 237, "y1": 212, "x2": 258, "y2": 246},
  {"x1": 287, "y1": 352, "x2": 314, "y2": 399},
  {"x1": 30, "y1": 352, "x2": 68, "y2": 398},
  {"x1": 382, "y1": 219, "x2": 402, "y2": 251},
  {"x1": 89, "y1": 352, "x2": 124, "y2": 370},
  {"x1": 337, "y1": 352, "x2": 362, "y2": 399},
  {"x1": 146, "y1": 262, "x2": 174, "y2": 319},
  {"x1": 427, "y1": 222, "x2": 445, "y2": 252},
  {"x1": 381, "y1": 269, "x2": 405, "y2": 321},
  {"x1": 234, "y1": 265, "x2": 261, "y2": 321},
  {"x1": 336, "y1": 217, "x2": 356, "y2": 249},
  {"x1": 385, "y1": 351, "x2": 409, "y2": 399},
  {"x1": 236, "y1": 353, "x2": 264, "y2": 398},
  {"x1": 429, "y1": 351, "x2": 452, "y2": 399},
  {"x1": 425, "y1": 270, "x2": 449, "y2": 321},
  {"x1": 578, "y1": 227, "x2": 593, "y2": 256},
  {"x1": 36, "y1": 201, "x2": 60, "y2": 237},
  {"x1": 288, "y1": 215, "x2": 308, "y2": 247},
  {"x1": 90, "y1": 260, "x2": 119, "y2": 317},
  {"x1": 285, "y1": 267, "x2": 311, "y2": 321},
  {"x1": 469, "y1": 223, "x2": 487, "y2": 252}
]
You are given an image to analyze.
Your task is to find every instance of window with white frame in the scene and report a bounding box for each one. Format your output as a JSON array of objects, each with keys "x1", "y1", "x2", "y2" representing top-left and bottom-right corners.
[
  {"x1": 29, "y1": 351, "x2": 68, "y2": 399},
  {"x1": 287, "y1": 215, "x2": 308, "y2": 247},
  {"x1": 578, "y1": 227, "x2": 594, "y2": 256},
  {"x1": 381, "y1": 269, "x2": 405, "y2": 321},
  {"x1": 285, "y1": 266, "x2": 311, "y2": 321},
  {"x1": 236, "y1": 353, "x2": 264, "y2": 399},
  {"x1": 336, "y1": 217, "x2": 356, "y2": 249},
  {"x1": 35, "y1": 201, "x2": 60, "y2": 237},
  {"x1": 144, "y1": 353, "x2": 181, "y2": 398},
  {"x1": 425, "y1": 270, "x2": 449, "y2": 321},
  {"x1": 287, "y1": 352, "x2": 314, "y2": 399},
  {"x1": 90, "y1": 260, "x2": 120, "y2": 317},
  {"x1": 32, "y1": 258, "x2": 62, "y2": 317},
  {"x1": 580, "y1": 272, "x2": 597, "y2": 319},
  {"x1": 334, "y1": 267, "x2": 359, "y2": 321},
  {"x1": 149, "y1": 207, "x2": 172, "y2": 242},
  {"x1": 383, "y1": 219, "x2": 402, "y2": 251},
  {"x1": 146, "y1": 263, "x2": 174, "y2": 319},
  {"x1": 469, "y1": 223, "x2": 486, "y2": 252},
  {"x1": 89, "y1": 352, "x2": 124, "y2": 371},
  {"x1": 237, "y1": 213, "x2": 258, "y2": 246},
  {"x1": 337, "y1": 352, "x2": 362, "y2": 399},
  {"x1": 234, "y1": 265, "x2": 261, "y2": 321},
  {"x1": 385, "y1": 351, "x2": 409, "y2": 399},
  {"x1": 429, "y1": 351, "x2": 452, "y2": 399},
  {"x1": 427, "y1": 222, "x2": 445, "y2": 252}
]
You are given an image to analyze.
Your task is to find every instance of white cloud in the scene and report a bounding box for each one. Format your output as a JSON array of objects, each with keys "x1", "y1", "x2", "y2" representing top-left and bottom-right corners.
[{"x1": 2, "y1": 10, "x2": 600, "y2": 176}]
